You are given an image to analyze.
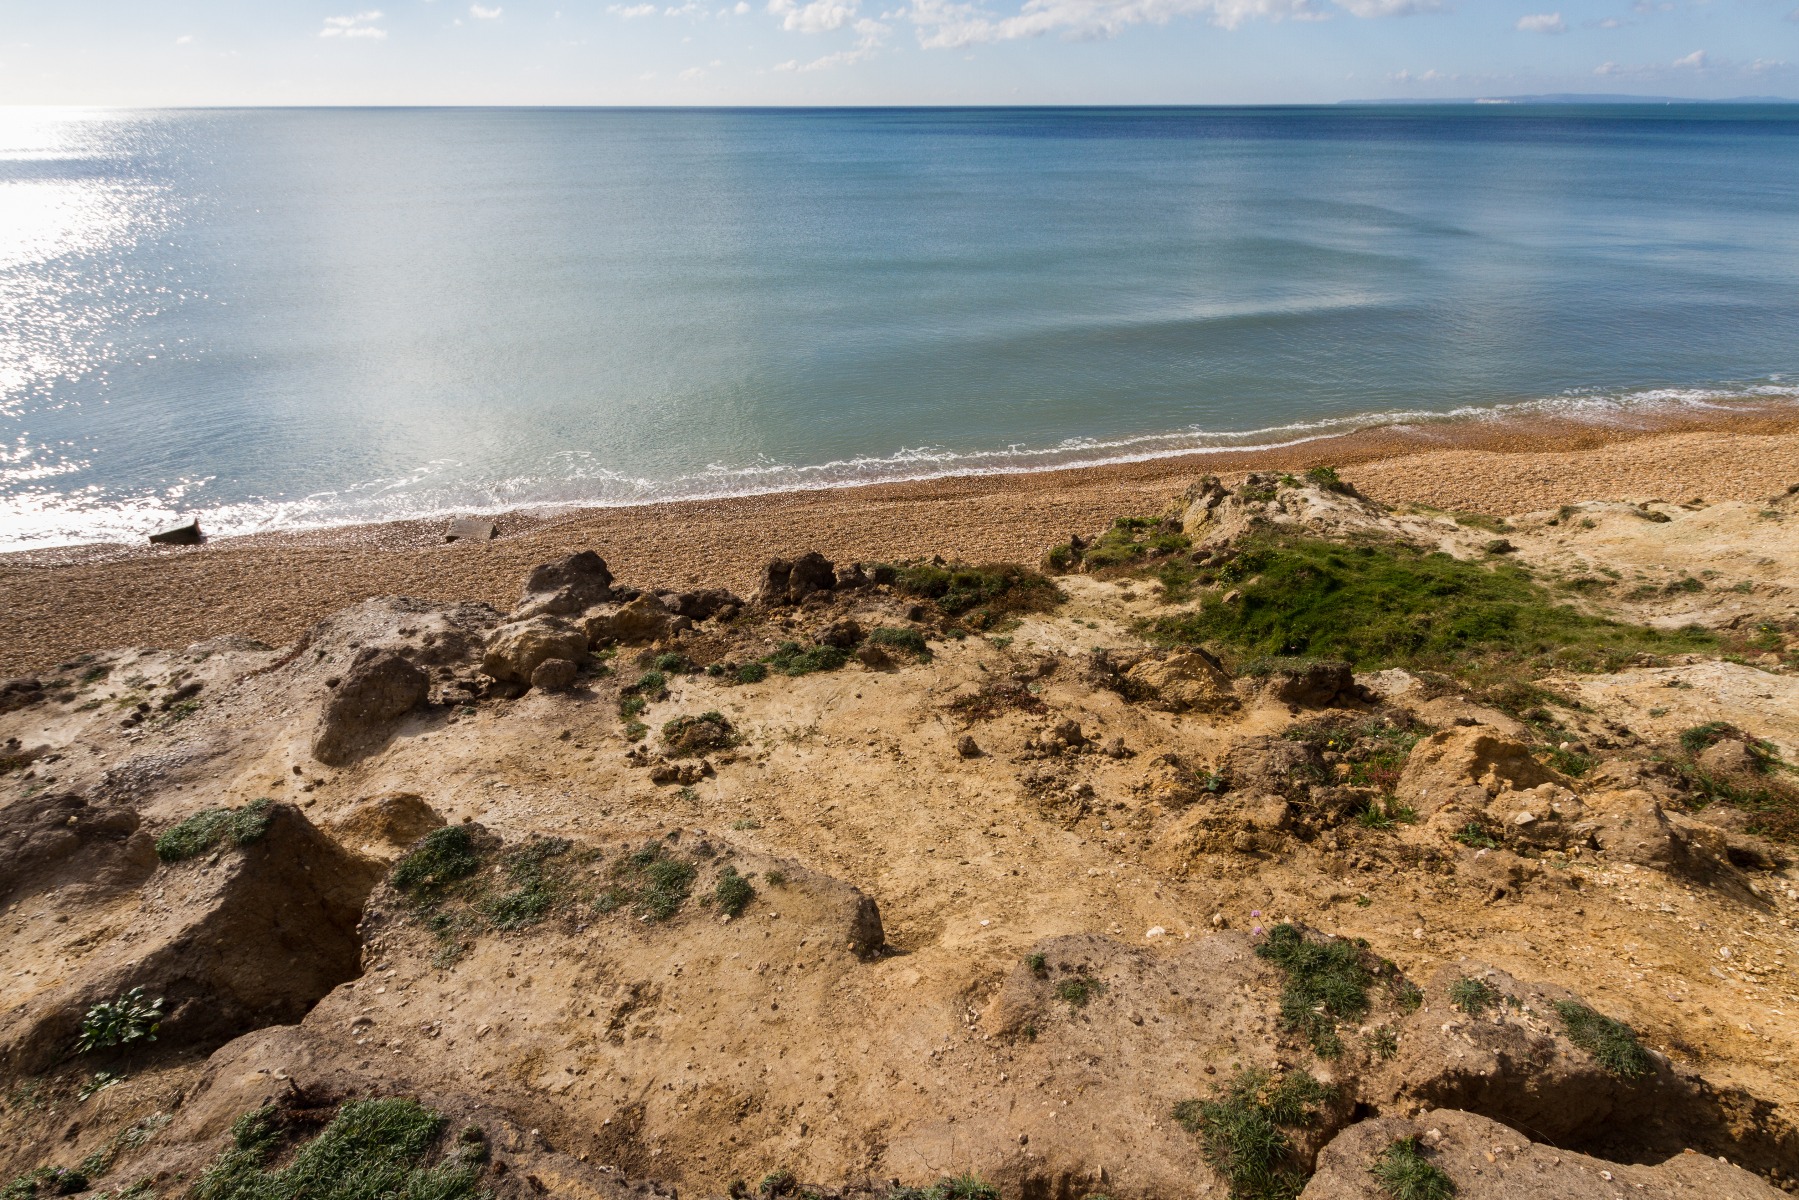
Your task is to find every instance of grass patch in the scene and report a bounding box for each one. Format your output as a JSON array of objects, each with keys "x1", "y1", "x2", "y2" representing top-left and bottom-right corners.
[
  {"x1": 868, "y1": 626, "x2": 931, "y2": 658},
  {"x1": 886, "y1": 561, "x2": 1062, "y2": 629},
  {"x1": 766, "y1": 642, "x2": 850, "y2": 677},
  {"x1": 1081, "y1": 517, "x2": 1191, "y2": 570},
  {"x1": 1172, "y1": 1068, "x2": 1334, "y2": 1200},
  {"x1": 714, "y1": 866, "x2": 754, "y2": 918},
  {"x1": 75, "y1": 988, "x2": 163, "y2": 1056},
  {"x1": 887, "y1": 1175, "x2": 1001, "y2": 1200},
  {"x1": 1356, "y1": 798, "x2": 1417, "y2": 832},
  {"x1": 192, "y1": 1097, "x2": 482, "y2": 1200},
  {"x1": 1143, "y1": 534, "x2": 1714, "y2": 685},
  {"x1": 734, "y1": 662, "x2": 769, "y2": 684},
  {"x1": 1370, "y1": 1136, "x2": 1455, "y2": 1200},
  {"x1": 1451, "y1": 821, "x2": 1499, "y2": 850},
  {"x1": 609, "y1": 840, "x2": 697, "y2": 921},
  {"x1": 661, "y1": 711, "x2": 735, "y2": 756},
  {"x1": 481, "y1": 837, "x2": 571, "y2": 929},
  {"x1": 1256, "y1": 924, "x2": 1372, "y2": 1059},
  {"x1": 1447, "y1": 977, "x2": 1499, "y2": 1017},
  {"x1": 153, "y1": 798, "x2": 273, "y2": 863},
  {"x1": 391, "y1": 826, "x2": 482, "y2": 898},
  {"x1": 947, "y1": 680, "x2": 1048, "y2": 723},
  {"x1": 1054, "y1": 975, "x2": 1104, "y2": 1008},
  {"x1": 1553, "y1": 1000, "x2": 1651, "y2": 1078}
]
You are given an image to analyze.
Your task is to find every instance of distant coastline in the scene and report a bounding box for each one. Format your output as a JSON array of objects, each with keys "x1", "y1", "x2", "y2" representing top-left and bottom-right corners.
[{"x1": 1342, "y1": 94, "x2": 1799, "y2": 105}]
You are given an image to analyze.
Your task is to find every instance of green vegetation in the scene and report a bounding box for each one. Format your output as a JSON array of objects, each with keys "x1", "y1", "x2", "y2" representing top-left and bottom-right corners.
[
  {"x1": 653, "y1": 652, "x2": 692, "y2": 674},
  {"x1": 482, "y1": 837, "x2": 570, "y2": 929},
  {"x1": 1081, "y1": 517, "x2": 1192, "y2": 570},
  {"x1": 1026, "y1": 952, "x2": 1048, "y2": 977},
  {"x1": 1256, "y1": 924, "x2": 1373, "y2": 1059},
  {"x1": 1447, "y1": 977, "x2": 1500, "y2": 1017},
  {"x1": 1370, "y1": 1136, "x2": 1455, "y2": 1200},
  {"x1": 633, "y1": 669, "x2": 668, "y2": 695},
  {"x1": 886, "y1": 561, "x2": 1062, "y2": 628},
  {"x1": 1172, "y1": 1068, "x2": 1334, "y2": 1200},
  {"x1": 609, "y1": 841, "x2": 697, "y2": 921},
  {"x1": 887, "y1": 1175, "x2": 1001, "y2": 1200},
  {"x1": 763, "y1": 869, "x2": 787, "y2": 886},
  {"x1": 75, "y1": 987, "x2": 163, "y2": 1056},
  {"x1": 1304, "y1": 466, "x2": 1355, "y2": 496},
  {"x1": 1365, "y1": 1026, "x2": 1399, "y2": 1061},
  {"x1": 735, "y1": 662, "x2": 769, "y2": 684},
  {"x1": 192, "y1": 1098, "x2": 483, "y2": 1200},
  {"x1": 868, "y1": 626, "x2": 931, "y2": 658},
  {"x1": 661, "y1": 711, "x2": 735, "y2": 756},
  {"x1": 1356, "y1": 798, "x2": 1417, "y2": 832},
  {"x1": 1285, "y1": 717, "x2": 1422, "y2": 795},
  {"x1": 1553, "y1": 1001, "x2": 1651, "y2": 1078},
  {"x1": 392, "y1": 827, "x2": 482, "y2": 898},
  {"x1": 714, "y1": 866, "x2": 754, "y2": 918},
  {"x1": 1541, "y1": 746, "x2": 1593, "y2": 777},
  {"x1": 1451, "y1": 822, "x2": 1499, "y2": 850},
  {"x1": 1, "y1": 1167, "x2": 90, "y2": 1198},
  {"x1": 1055, "y1": 975, "x2": 1104, "y2": 1008},
  {"x1": 1668, "y1": 723, "x2": 1797, "y2": 842},
  {"x1": 153, "y1": 798, "x2": 273, "y2": 863},
  {"x1": 766, "y1": 642, "x2": 850, "y2": 677},
  {"x1": 1144, "y1": 534, "x2": 1714, "y2": 686}
]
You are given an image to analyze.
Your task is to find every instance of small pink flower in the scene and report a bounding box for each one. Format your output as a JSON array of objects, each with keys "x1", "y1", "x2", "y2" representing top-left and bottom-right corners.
[
  {"x1": 1253, "y1": 925, "x2": 1265, "y2": 936},
  {"x1": 1250, "y1": 910, "x2": 1262, "y2": 918}
]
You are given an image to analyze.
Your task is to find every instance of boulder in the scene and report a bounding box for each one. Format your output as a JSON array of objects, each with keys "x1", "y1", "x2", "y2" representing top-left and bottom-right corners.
[
  {"x1": 1395, "y1": 728, "x2": 1565, "y2": 817},
  {"x1": 1270, "y1": 660, "x2": 1359, "y2": 708},
  {"x1": 515, "y1": 550, "x2": 614, "y2": 617},
  {"x1": 311, "y1": 647, "x2": 429, "y2": 765},
  {"x1": 834, "y1": 562, "x2": 870, "y2": 589},
  {"x1": 530, "y1": 657, "x2": 580, "y2": 691},
  {"x1": 755, "y1": 551, "x2": 836, "y2": 605},
  {"x1": 1178, "y1": 475, "x2": 1232, "y2": 533},
  {"x1": 662, "y1": 588, "x2": 741, "y2": 622},
  {"x1": 819, "y1": 618, "x2": 864, "y2": 649},
  {"x1": 585, "y1": 593, "x2": 686, "y2": 645},
  {"x1": 1123, "y1": 651, "x2": 1238, "y2": 713},
  {"x1": 0, "y1": 677, "x2": 44, "y2": 714},
  {"x1": 0, "y1": 792, "x2": 156, "y2": 907},
  {"x1": 482, "y1": 616, "x2": 588, "y2": 685}
]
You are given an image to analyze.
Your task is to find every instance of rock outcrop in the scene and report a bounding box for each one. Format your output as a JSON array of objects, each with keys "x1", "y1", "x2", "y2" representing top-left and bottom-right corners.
[{"x1": 311, "y1": 646, "x2": 429, "y2": 764}]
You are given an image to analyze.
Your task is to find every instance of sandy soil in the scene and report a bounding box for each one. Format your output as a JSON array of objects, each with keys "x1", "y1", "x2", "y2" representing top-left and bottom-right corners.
[{"x1": 2, "y1": 407, "x2": 1797, "y2": 681}]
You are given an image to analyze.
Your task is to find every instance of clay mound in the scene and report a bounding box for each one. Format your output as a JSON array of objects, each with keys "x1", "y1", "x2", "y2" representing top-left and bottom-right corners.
[
  {"x1": 0, "y1": 801, "x2": 383, "y2": 1076},
  {"x1": 324, "y1": 792, "x2": 446, "y2": 862},
  {"x1": 311, "y1": 646, "x2": 430, "y2": 765},
  {"x1": 1301, "y1": 1108, "x2": 1784, "y2": 1200},
  {"x1": 0, "y1": 790, "x2": 155, "y2": 907}
]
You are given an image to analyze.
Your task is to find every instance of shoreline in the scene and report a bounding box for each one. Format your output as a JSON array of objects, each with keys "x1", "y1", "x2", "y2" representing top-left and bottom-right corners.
[{"x1": 4, "y1": 403, "x2": 1799, "y2": 678}]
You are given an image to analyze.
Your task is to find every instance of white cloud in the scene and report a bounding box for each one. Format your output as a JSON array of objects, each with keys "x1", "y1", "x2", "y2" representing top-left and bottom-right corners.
[
  {"x1": 320, "y1": 11, "x2": 388, "y2": 37},
  {"x1": 175, "y1": 33, "x2": 194, "y2": 44},
  {"x1": 769, "y1": 0, "x2": 860, "y2": 32},
  {"x1": 1748, "y1": 58, "x2": 1788, "y2": 74},
  {"x1": 609, "y1": 3, "x2": 658, "y2": 15},
  {"x1": 773, "y1": 15, "x2": 887, "y2": 66},
  {"x1": 469, "y1": 4, "x2": 503, "y2": 17},
  {"x1": 1672, "y1": 48, "x2": 1705, "y2": 69},
  {"x1": 900, "y1": 0, "x2": 1435, "y2": 50},
  {"x1": 1593, "y1": 60, "x2": 1621, "y2": 75},
  {"x1": 679, "y1": 65, "x2": 707, "y2": 77},
  {"x1": 1515, "y1": 12, "x2": 1565, "y2": 34}
]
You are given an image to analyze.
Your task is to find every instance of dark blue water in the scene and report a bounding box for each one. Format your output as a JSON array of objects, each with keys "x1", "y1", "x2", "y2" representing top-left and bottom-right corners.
[{"x1": 3, "y1": 105, "x2": 1797, "y2": 548}]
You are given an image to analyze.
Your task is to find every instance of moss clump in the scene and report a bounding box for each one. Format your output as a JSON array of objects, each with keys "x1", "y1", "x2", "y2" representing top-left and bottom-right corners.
[
  {"x1": 1145, "y1": 534, "x2": 1714, "y2": 681},
  {"x1": 1553, "y1": 1000, "x2": 1651, "y2": 1078},
  {"x1": 714, "y1": 866, "x2": 754, "y2": 918},
  {"x1": 192, "y1": 1098, "x2": 482, "y2": 1200},
  {"x1": 392, "y1": 826, "x2": 482, "y2": 897},
  {"x1": 1080, "y1": 517, "x2": 1191, "y2": 570},
  {"x1": 868, "y1": 626, "x2": 930, "y2": 658},
  {"x1": 481, "y1": 837, "x2": 571, "y2": 929},
  {"x1": 1054, "y1": 975, "x2": 1104, "y2": 1008},
  {"x1": 609, "y1": 840, "x2": 697, "y2": 921},
  {"x1": 1172, "y1": 1068, "x2": 1333, "y2": 1200},
  {"x1": 766, "y1": 642, "x2": 849, "y2": 677},
  {"x1": 661, "y1": 711, "x2": 735, "y2": 757},
  {"x1": 153, "y1": 798, "x2": 274, "y2": 863},
  {"x1": 1256, "y1": 924, "x2": 1373, "y2": 1059},
  {"x1": 1447, "y1": 977, "x2": 1499, "y2": 1017},
  {"x1": 1370, "y1": 1136, "x2": 1455, "y2": 1200},
  {"x1": 887, "y1": 561, "x2": 1062, "y2": 626}
]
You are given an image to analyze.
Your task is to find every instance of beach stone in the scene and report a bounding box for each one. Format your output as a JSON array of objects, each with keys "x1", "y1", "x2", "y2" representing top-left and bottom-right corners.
[
  {"x1": 515, "y1": 550, "x2": 614, "y2": 617},
  {"x1": 530, "y1": 657, "x2": 579, "y2": 691},
  {"x1": 482, "y1": 617, "x2": 589, "y2": 684},
  {"x1": 312, "y1": 647, "x2": 429, "y2": 765},
  {"x1": 148, "y1": 519, "x2": 202, "y2": 546},
  {"x1": 445, "y1": 517, "x2": 496, "y2": 543}
]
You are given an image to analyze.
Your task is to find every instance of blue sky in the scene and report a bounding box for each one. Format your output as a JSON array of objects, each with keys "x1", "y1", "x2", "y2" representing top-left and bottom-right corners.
[{"x1": 1, "y1": 0, "x2": 1793, "y2": 105}]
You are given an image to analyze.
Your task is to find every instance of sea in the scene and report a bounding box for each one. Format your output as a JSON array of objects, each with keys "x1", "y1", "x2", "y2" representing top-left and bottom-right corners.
[{"x1": 3, "y1": 104, "x2": 1797, "y2": 551}]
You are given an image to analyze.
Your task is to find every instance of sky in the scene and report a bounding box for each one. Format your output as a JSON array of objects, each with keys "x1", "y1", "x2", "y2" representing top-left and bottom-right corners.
[{"x1": 0, "y1": 0, "x2": 1793, "y2": 106}]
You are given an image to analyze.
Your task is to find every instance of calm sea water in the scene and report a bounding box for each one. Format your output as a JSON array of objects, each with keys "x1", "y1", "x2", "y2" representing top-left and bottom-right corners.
[{"x1": 3, "y1": 105, "x2": 1797, "y2": 549}]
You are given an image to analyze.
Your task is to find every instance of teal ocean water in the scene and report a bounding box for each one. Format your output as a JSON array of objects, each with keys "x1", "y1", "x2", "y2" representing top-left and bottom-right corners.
[{"x1": 2, "y1": 105, "x2": 1797, "y2": 549}]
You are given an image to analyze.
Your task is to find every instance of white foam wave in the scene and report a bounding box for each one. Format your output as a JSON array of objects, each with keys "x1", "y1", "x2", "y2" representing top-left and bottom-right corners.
[{"x1": 3, "y1": 380, "x2": 1795, "y2": 552}]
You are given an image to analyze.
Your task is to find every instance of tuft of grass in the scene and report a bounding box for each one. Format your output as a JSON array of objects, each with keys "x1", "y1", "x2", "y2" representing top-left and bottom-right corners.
[
  {"x1": 481, "y1": 837, "x2": 571, "y2": 929},
  {"x1": 766, "y1": 642, "x2": 850, "y2": 677},
  {"x1": 1055, "y1": 975, "x2": 1104, "y2": 1008},
  {"x1": 1355, "y1": 798, "x2": 1416, "y2": 831},
  {"x1": 887, "y1": 1175, "x2": 1001, "y2": 1200},
  {"x1": 1081, "y1": 517, "x2": 1192, "y2": 570},
  {"x1": 192, "y1": 1097, "x2": 481, "y2": 1200},
  {"x1": 1365, "y1": 1026, "x2": 1398, "y2": 1061},
  {"x1": 661, "y1": 711, "x2": 735, "y2": 757},
  {"x1": 1256, "y1": 925, "x2": 1373, "y2": 1059},
  {"x1": 735, "y1": 662, "x2": 769, "y2": 684},
  {"x1": 1026, "y1": 952, "x2": 1048, "y2": 977},
  {"x1": 1447, "y1": 977, "x2": 1499, "y2": 1017},
  {"x1": 75, "y1": 988, "x2": 163, "y2": 1056},
  {"x1": 633, "y1": 669, "x2": 668, "y2": 695},
  {"x1": 392, "y1": 826, "x2": 482, "y2": 897},
  {"x1": 610, "y1": 840, "x2": 697, "y2": 921},
  {"x1": 763, "y1": 868, "x2": 787, "y2": 886},
  {"x1": 153, "y1": 798, "x2": 273, "y2": 863},
  {"x1": 1553, "y1": 1000, "x2": 1651, "y2": 1078},
  {"x1": 886, "y1": 561, "x2": 1063, "y2": 628},
  {"x1": 1143, "y1": 534, "x2": 1714, "y2": 685},
  {"x1": 1451, "y1": 822, "x2": 1499, "y2": 850},
  {"x1": 868, "y1": 626, "x2": 931, "y2": 658},
  {"x1": 1172, "y1": 1068, "x2": 1333, "y2": 1200},
  {"x1": 653, "y1": 652, "x2": 691, "y2": 674},
  {"x1": 1305, "y1": 466, "x2": 1356, "y2": 496},
  {"x1": 1370, "y1": 1136, "x2": 1455, "y2": 1200},
  {"x1": 714, "y1": 866, "x2": 754, "y2": 918}
]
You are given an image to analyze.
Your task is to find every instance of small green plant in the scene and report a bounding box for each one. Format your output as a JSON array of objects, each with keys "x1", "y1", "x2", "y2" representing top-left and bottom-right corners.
[
  {"x1": 611, "y1": 841, "x2": 697, "y2": 921},
  {"x1": 1055, "y1": 975, "x2": 1104, "y2": 1008},
  {"x1": 1356, "y1": 799, "x2": 1415, "y2": 831},
  {"x1": 391, "y1": 826, "x2": 481, "y2": 897},
  {"x1": 714, "y1": 866, "x2": 754, "y2": 918},
  {"x1": 1304, "y1": 466, "x2": 1355, "y2": 495},
  {"x1": 766, "y1": 642, "x2": 850, "y2": 676},
  {"x1": 731, "y1": 818, "x2": 762, "y2": 831},
  {"x1": 634, "y1": 669, "x2": 668, "y2": 695},
  {"x1": 661, "y1": 711, "x2": 735, "y2": 756},
  {"x1": 1451, "y1": 822, "x2": 1499, "y2": 850},
  {"x1": 481, "y1": 837, "x2": 571, "y2": 929},
  {"x1": 1, "y1": 1167, "x2": 90, "y2": 1198},
  {"x1": 622, "y1": 718, "x2": 648, "y2": 741},
  {"x1": 763, "y1": 868, "x2": 787, "y2": 886},
  {"x1": 887, "y1": 562, "x2": 1062, "y2": 626},
  {"x1": 868, "y1": 626, "x2": 931, "y2": 658},
  {"x1": 153, "y1": 798, "x2": 273, "y2": 863},
  {"x1": 1370, "y1": 1136, "x2": 1455, "y2": 1200},
  {"x1": 654, "y1": 652, "x2": 690, "y2": 674},
  {"x1": 1026, "y1": 953, "x2": 1048, "y2": 977},
  {"x1": 1447, "y1": 977, "x2": 1499, "y2": 1017},
  {"x1": 1542, "y1": 746, "x2": 1592, "y2": 777},
  {"x1": 759, "y1": 1169, "x2": 797, "y2": 1197},
  {"x1": 1172, "y1": 1068, "x2": 1333, "y2": 1200},
  {"x1": 1553, "y1": 1000, "x2": 1651, "y2": 1078},
  {"x1": 76, "y1": 987, "x2": 163, "y2": 1055},
  {"x1": 191, "y1": 1098, "x2": 481, "y2": 1200},
  {"x1": 77, "y1": 1070, "x2": 125, "y2": 1101},
  {"x1": 887, "y1": 1175, "x2": 1000, "y2": 1200},
  {"x1": 1365, "y1": 1026, "x2": 1398, "y2": 1060},
  {"x1": 735, "y1": 662, "x2": 769, "y2": 684},
  {"x1": 1256, "y1": 925, "x2": 1373, "y2": 1058}
]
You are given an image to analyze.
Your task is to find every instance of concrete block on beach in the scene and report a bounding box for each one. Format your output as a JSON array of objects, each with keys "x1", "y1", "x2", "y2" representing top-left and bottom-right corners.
[
  {"x1": 148, "y1": 519, "x2": 203, "y2": 546},
  {"x1": 444, "y1": 517, "x2": 497, "y2": 543}
]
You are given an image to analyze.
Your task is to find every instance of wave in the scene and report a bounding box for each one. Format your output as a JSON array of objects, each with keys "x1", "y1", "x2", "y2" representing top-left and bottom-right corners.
[{"x1": 2, "y1": 378, "x2": 1795, "y2": 552}]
